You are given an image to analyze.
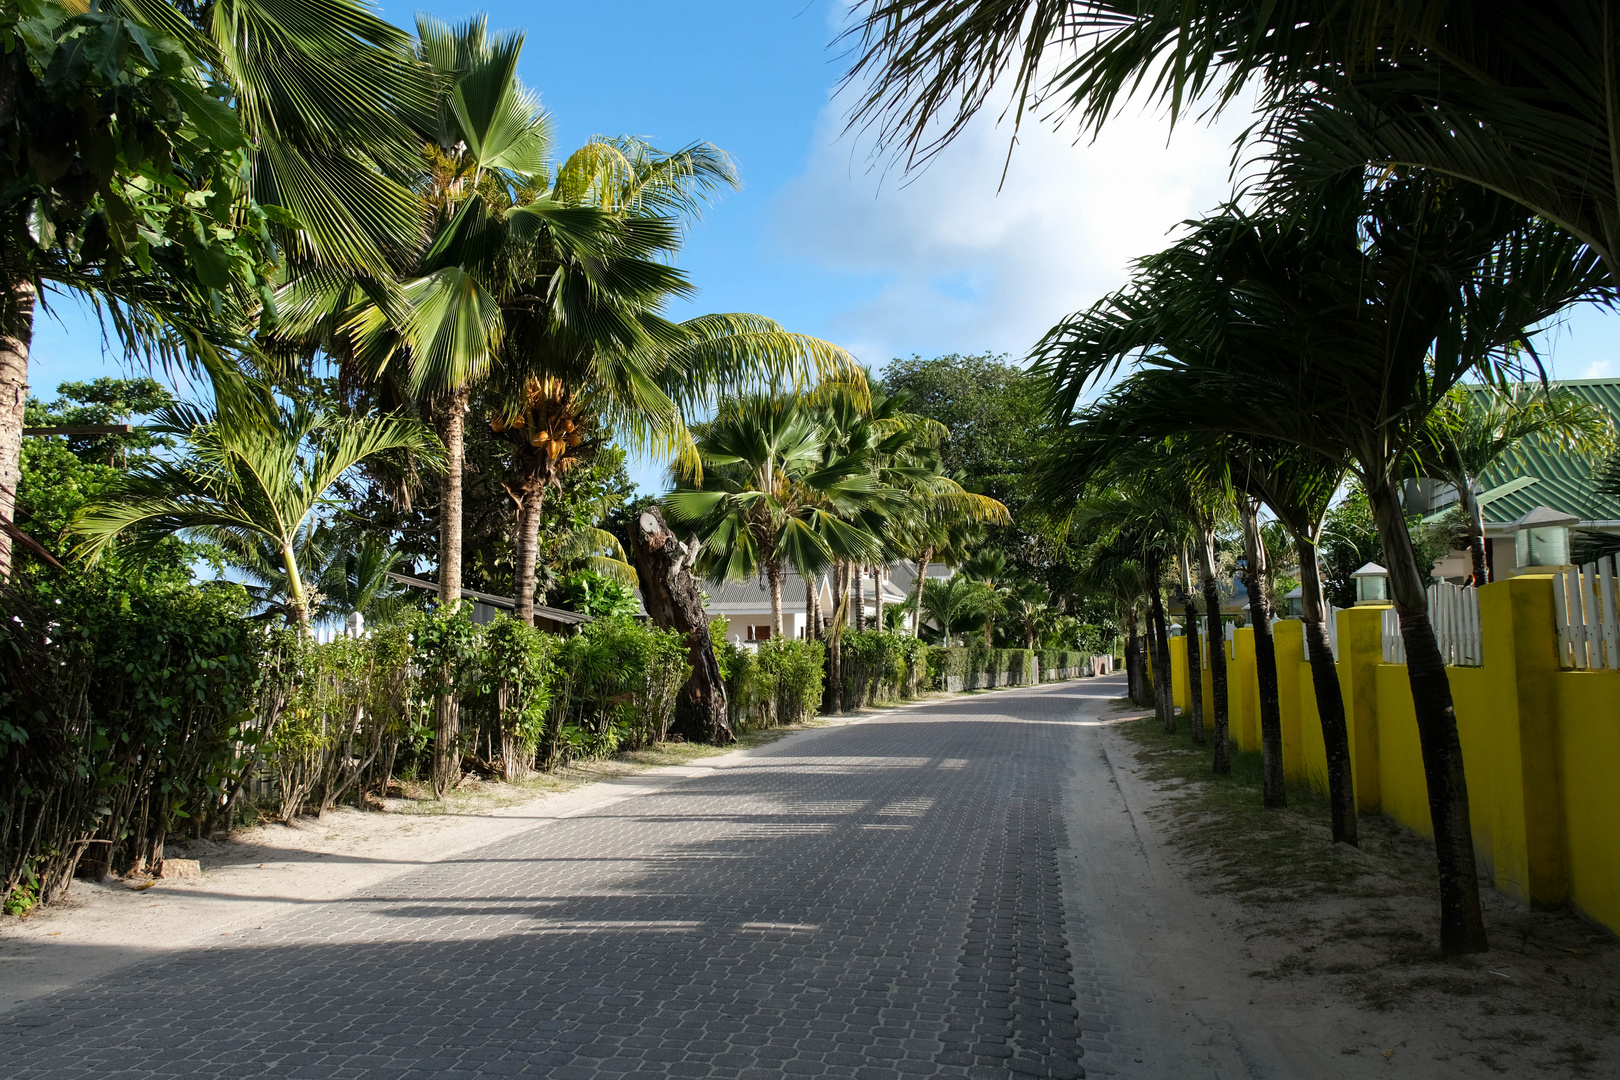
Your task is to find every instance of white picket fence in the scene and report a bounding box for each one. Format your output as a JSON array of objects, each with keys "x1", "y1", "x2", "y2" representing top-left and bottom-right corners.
[
  {"x1": 1381, "y1": 583, "x2": 1482, "y2": 667},
  {"x1": 1299, "y1": 604, "x2": 1341, "y2": 661},
  {"x1": 1553, "y1": 557, "x2": 1620, "y2": 670}
]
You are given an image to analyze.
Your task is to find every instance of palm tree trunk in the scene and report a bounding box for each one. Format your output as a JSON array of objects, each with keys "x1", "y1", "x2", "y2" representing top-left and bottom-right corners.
[
  {"x1": 0, "y1": 280, "x2": 34, "y2": 581},
  {"x1": 1298, "y1": 537, "x2": 1358, "y2": 846},
  {"x1": 281, "y1": 542, "x2": 312, "y2": 635},
  {"x1": 806, "y1": 576, "x2": 818, "y2": 640},
  {"x1": 1125, "y1": 608, "x2": 1144, "y2": 705},
  {"x1": 1368, "y1": 476, "x2": 1487, "y2": 955},
  {"x1": 432, "y1": 388, "x2": 469, "y2": 800},
  {"x1": 1242, "y1": 501, "x2": 1285, "y2": 807},
  {"x1": 1148, "y1": 578, "x2": 1175, "y2": 735},
  {"x1": 853, "y1": 563, "x2": 865, "y2": 631},
  {"x1": 873, "y1": 565, "x2": 884, "y2": 630},
  {"x1": 767, "y1": 560, "x2": 785, "y2": 637},
  {"x1": 1461, "y1": 481, "x2": 1489, "y2": 585},
  {"x1": 513, "y1": 481, "x2": 545, "y2": 625},
  {"x1": 912, "y1": 549, "x2": 931, "y2": 637},
  {"x1": 1199, "y1": 534, "x2": 1231, "y2": 774},
  {"x1": 1182, "y1": 596, "x2": 1205, "y2": 745},
  {"x1": 435, "y1": 387, "x2": 469, "y2": 606}
]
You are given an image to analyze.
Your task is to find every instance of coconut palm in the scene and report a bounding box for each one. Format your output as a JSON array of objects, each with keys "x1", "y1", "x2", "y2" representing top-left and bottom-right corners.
[
  {"x1": 842, "y1": 3, "x2": 1620, "y2": 288},
  {"x1": 665, "y1": 396, "x2": 888, "y2": 636},
  {"x1": 1414, "y1": 385, "x2": 1613, "y2": 585},
  {"x1": 69, "y1": 370, "x2": 443, "y2": 633}
]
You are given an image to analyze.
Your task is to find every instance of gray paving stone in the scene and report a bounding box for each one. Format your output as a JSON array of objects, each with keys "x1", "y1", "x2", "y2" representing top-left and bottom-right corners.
[{"x1": 1, "y1": 682, "x2": 1124, "y2": 1078}]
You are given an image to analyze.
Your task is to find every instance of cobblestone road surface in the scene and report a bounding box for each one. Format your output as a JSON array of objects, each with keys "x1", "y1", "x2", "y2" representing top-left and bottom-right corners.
[{"x1": 5, "y1": 680, "x2": 1126, "y2": 1079}]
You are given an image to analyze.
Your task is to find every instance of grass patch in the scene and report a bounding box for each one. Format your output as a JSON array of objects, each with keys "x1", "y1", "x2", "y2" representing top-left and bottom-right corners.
[{"x1": 1119, "y1": 716, "x2": 1370, "y2": 901}]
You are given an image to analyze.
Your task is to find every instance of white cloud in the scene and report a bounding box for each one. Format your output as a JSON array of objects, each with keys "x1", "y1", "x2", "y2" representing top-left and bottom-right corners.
[{"x1": 769, "y1": 91, "x2": 1261, "y2": 370}]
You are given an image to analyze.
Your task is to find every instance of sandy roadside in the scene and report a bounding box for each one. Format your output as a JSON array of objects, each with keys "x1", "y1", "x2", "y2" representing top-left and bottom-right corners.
[
  {"x1": 1066, "y1": 692, "x2": 1620, "y2": 1079},
  {"x1": 0, "y1": 713, "x2": 894, "y2": 1016}
]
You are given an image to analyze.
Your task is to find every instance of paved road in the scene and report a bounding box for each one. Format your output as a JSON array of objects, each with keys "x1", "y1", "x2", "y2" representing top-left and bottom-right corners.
[{"x1": 5, "y1": 679, "x2": 1133, "y2": 1079}]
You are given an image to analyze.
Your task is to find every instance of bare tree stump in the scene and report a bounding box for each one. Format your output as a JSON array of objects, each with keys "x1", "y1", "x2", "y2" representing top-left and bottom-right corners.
[{"x1": 629, "y1": 506, "x2": 733, "y2": 745}]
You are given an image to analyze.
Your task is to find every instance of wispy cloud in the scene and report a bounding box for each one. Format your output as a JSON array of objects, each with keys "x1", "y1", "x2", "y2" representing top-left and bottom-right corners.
[{"x1": 768, "y1": 90, "x2": 1262, "y2": 369}]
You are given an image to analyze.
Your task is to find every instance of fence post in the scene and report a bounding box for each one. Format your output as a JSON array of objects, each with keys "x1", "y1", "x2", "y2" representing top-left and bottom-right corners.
[
  {"x1": 1270, "y1": 620, "x2": 1306, "y2": 783},
  {"x1": 1338, "y1": 606, "x2": 1386, "y2": 813},
  {"x1": 1477, "y1": 575, "x2": 1569, "y2": 907}
]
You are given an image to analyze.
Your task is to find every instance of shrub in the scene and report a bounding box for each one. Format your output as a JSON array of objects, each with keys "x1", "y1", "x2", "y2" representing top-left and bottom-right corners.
[
  {"x1": 719, "y1": 637, "x2": 825, "y2": 730},
  {"x1": 840, "y1": 630, "x2": 928, "y2": 707},
  {"x1": 926, "y1": 646, "x2": 1036, "y2": 691},
  {"x1": 2, "y1": 573, "x2": 260, "y2": 909},
  {"x1": 543, "y1": 617, "x2": 690, "y2": 766}
]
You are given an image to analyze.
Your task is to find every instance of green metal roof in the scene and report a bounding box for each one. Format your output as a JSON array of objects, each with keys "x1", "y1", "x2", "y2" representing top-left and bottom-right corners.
[{"x1": 1475, "y1": 378, "x2": 1620, "y2": 526}]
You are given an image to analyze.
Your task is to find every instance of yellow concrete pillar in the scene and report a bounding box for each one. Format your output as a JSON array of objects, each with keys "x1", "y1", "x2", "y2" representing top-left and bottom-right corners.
[
  {"x1": 1233, "y1": 627, "x2": 1258, "y2": 752},
  {"x1": 1271, "y1": 620, "x2": 1306, "y2": 782},
  {"x1": 1477, "y1": 575, "x2": 1568, "y2": 906},
  {"x1": 1337, "y1": 606, "x2": 1386, "y2": 813},
  {"x1": 1170, "y1": 631, "x2": 1189, "y2": 710}
]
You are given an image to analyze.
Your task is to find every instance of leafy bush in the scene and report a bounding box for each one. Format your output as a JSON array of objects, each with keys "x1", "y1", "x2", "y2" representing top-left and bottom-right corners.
[
  {"x1": 479, "y1": 617, "x2": 556, "y2": 781},
  {"x1": 543, "y1": 617, "x2": 690, "y2": 766},
  {"x1": 558, "y1": 569, "x2": 640, "y2": 618},
  {"x1": 2, "y1": 573, "x2": 260, "y2": 910},
  {"x1": 718, "y1": 637, "x2": 825, "y2": 730},
  {"x1": 840, "y1": 630, "x2": 927, "y2": 707}
]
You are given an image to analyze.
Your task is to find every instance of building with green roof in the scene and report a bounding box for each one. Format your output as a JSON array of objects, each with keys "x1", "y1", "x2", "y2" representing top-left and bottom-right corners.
[{"x1": 1404, "y1": 378, "x2": 1620, "y2": 581}]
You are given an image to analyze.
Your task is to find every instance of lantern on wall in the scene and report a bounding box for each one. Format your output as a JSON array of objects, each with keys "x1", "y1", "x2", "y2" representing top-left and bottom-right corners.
[
  {"x1": 1283, "y1": 585, "x2": 1305, "y2": 618},
  {"x1": 1352, "y1": 562, "x2": 1390, "y2": 605},
  {"x1": 1512, "y1": 506, "x2": 1579, "y2": 571}
]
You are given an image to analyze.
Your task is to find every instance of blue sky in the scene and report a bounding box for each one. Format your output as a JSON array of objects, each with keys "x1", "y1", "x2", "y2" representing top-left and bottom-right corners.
[{"x1": 29, "y1": 0, "x2": 1620, "y2": 489}]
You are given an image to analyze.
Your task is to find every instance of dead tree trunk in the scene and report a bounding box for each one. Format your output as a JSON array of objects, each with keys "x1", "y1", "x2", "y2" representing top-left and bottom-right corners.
[{"x1": 630, "y1": 506, "x2": 733, "y2": 745}]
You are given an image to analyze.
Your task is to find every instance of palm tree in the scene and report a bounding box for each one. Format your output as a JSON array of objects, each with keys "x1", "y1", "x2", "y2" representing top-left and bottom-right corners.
[
  {"x1": 1414, "y1": 385, "x2": 1613, "y2": 585},
  {"x1": 666, "y1": 396, "x2": 888, "y2": 636},
  {"x1": 961, "y1": 549, "x2": 1013, "y2": 646},
  {"x1": 69, "y1": 370, "x2": 443, "y2": 633},
  {"x1": 842, "y1": 0, "x2": 1620, "y2": 293},
  {"x1": 1004, "y1": 577, "x2": 1050, "y2": 650},
  {"x1": 1038, "y1": 173, "x2": 1605, "y2": 954},
  {"x1": 910, "y1": 573, "x2": 999, "y2": 646},
  {"x1": 1, "y1": 4, "x2": 273, "y2": 578}
]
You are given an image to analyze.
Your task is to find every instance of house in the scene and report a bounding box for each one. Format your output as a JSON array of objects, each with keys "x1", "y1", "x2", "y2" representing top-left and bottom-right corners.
[
  {"x1": 706, "y1": 566, "x2": 912, "y2": 644},
  {"x1": 1404, "y1": 377, "x2": 1620, "y2": 581},
  {"x1": 385, "y1": 572, "x2": 593, "y2": 635}
]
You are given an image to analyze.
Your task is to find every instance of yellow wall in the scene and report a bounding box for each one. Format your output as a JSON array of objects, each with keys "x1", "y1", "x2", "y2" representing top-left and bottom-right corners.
[{"x1": 1158, "y1": 578, "x2": 1620, "y2": 934}]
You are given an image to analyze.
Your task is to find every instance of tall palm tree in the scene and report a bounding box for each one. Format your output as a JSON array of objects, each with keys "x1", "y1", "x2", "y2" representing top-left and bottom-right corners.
[
  {"x1": 842, "y1": 0, "x2": 1620, "y2": 295},
  {"x1": 1039, "y1": 173, "x2": 1606, "y2": 954},
  {"x1": 1414, "y1": 385, "x2": 1613, "y2": 585},
  {"x1": 69, "y1": 369, "x2": 443, "y2": 633},
  {"x1": 1068, "y1": 356, "x2": 1362, "y2": 839}
]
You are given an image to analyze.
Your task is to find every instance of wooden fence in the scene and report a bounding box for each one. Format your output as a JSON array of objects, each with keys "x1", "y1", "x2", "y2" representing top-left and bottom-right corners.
[
  {"x1": 1554, "y1": 557, "x2": 1620, "y2": 670},
  {"x1": 1381, "y1": 583, "x2": 1482, "y2": 667}
]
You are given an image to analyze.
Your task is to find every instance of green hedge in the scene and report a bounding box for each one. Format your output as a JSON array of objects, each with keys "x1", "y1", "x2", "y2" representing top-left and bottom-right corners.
[
  {"x1": 717, "y1": 634, "x2": 825, "y2": 731},
  {"x1": 1, "y1": 583, "x2": 692, "y2": 916},
  {"x1": 839, "y1": 630, "x2": 929, "y2": 708},
  {"x1": 1038, "y1": 649, "x2": 1090, "y2": 677},
  {"x1": 926, "y1": 646, "x2": 1035, "y2": 690}
]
